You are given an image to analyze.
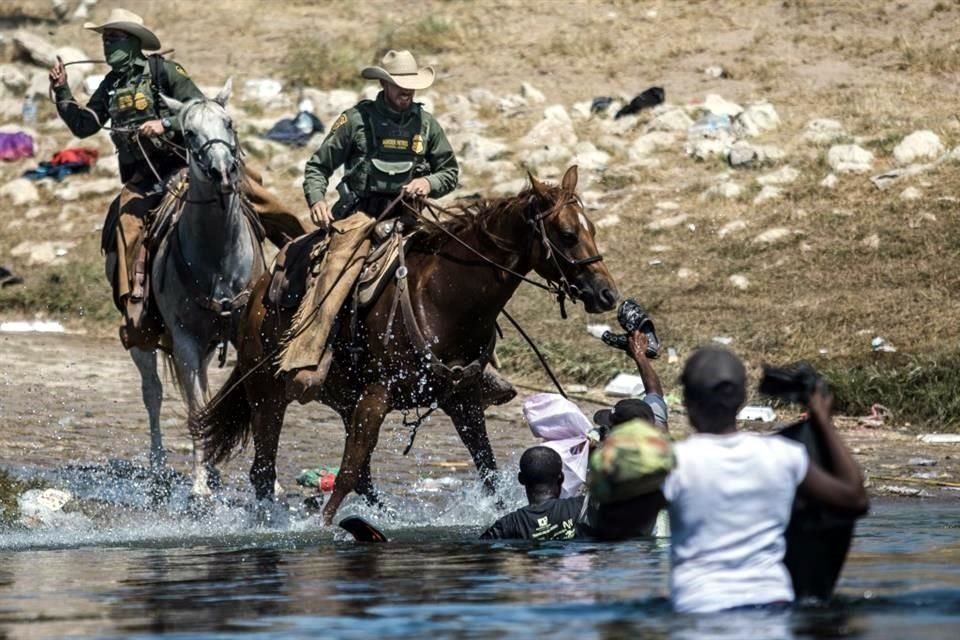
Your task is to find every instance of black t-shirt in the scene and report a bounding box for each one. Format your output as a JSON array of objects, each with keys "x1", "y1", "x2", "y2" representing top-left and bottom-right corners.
[{"x1": 480, "y1": 496, "x2": 590, "y2": 541}]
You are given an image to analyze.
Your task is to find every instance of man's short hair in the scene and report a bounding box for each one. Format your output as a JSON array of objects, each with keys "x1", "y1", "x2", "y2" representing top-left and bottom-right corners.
[
  {"x1": 593, "y1": 398, "x2": 655, "y2": 429},
  {"x1": 681, "y1": 346, "x2": 747, "y2": 412},
  {"x1": 518, "y1": 446, "x2": 563, "y2": 487}
]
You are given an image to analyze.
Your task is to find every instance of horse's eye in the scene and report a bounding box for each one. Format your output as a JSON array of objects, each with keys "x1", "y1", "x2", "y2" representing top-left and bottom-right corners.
[{"x1": 560, "y1": 230, "x2": 578, "y2": 247}]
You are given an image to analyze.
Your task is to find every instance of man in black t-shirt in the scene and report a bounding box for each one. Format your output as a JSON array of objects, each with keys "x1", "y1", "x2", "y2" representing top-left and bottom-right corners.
[{"x1": 480, "y1": 447, "x2": 590, "y2": 540}]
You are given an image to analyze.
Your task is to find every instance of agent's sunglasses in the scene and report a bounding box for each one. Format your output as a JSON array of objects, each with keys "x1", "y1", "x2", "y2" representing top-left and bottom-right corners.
[{"x1": 102, "y1": 32, "x2": 130, "y2": 44}]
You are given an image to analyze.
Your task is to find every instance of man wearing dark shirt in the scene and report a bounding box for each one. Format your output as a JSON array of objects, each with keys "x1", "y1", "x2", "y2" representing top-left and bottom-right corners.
[{"x1": 481, "y1": 447, "x2": 589, "y2": 541}]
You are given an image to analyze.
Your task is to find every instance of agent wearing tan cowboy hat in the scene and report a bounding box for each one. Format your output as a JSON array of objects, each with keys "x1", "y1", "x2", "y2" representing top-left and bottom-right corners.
[
  {"x1": 49, "y1": 9, "x2": 303, "y2": 350},
  {"x1": 286, "y1": 50, "x2": 510, "y2": 406}
]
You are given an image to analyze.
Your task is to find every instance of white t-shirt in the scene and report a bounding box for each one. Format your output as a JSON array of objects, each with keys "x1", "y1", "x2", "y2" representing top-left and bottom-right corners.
[{"x1": 662, "y1": 432, "x2": 810, "y2": 613}]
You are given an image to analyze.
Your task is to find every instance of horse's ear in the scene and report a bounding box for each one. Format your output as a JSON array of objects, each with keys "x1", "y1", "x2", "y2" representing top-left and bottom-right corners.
[
  {"x1": 527, "y1": 170, "x2": 550, "y2": 200},
  {"x1": 561, "y1": 165, "x2": 579, "y2": 193},
  {"x1": 214, "y1": 77, "x2": 233, "y2": 107},
  {"x1": 161, "y1": 94, "x2": 184, "y2": 113}
]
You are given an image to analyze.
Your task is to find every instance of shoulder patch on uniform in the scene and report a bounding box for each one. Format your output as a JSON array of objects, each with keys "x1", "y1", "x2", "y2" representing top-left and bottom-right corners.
[
  {"x1": 174, "y1": 64, "x2": 189, "y2": 77},
  {"x1": 331, "y1": 113, "x2": 348, "y2": 132}
]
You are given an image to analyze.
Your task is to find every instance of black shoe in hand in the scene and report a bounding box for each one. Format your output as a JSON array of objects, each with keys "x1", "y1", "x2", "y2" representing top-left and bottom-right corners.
[{"x1": 611, "y1": 299, "x2": 662, "y2": 359}]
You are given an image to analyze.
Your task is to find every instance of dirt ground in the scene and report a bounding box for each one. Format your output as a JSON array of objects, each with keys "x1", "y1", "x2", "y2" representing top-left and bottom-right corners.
[{"x1": 1, "y1": 331, "x2": 957, "y2": 502}]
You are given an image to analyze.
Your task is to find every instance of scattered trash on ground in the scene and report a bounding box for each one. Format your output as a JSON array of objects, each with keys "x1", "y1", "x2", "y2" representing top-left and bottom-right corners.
[
  {"x1": 615, "y1": 86, "x2": 665, "y2": 119},
  {"x1": 0, "y1": 265, "x2": 24, "y2": 288},
  {"x1": 0, "y1": 131, "x2": 34, "y2": 161},
  {"x1": 712, "y1": 336, "x2": 734, "y2": 345},
  {"x1": 0, "y1": 320, "x2": 66, "y2": 333},
  {"x1": 858, "y1": 404, "x2": 893, "y2": 428},
  {"x1": 871, "y1": 336, "x2": 897, "y2": 353},
  {"x1": 737, "y1": 406, "x2": 776, "y2": 422},
  {"x1": 262, "y1": 101, "x2": 325, "y2": 147},
  {"x1": 604, "y1": 372, "x2": 646, "y2": 397},
  {"x1": 918, "y1": 434, "x2": 960, "y2": 444},
  {"x1": 586, "y1": 323, "x2": 612, "y2": 339},
  {"x1": 22, "y1": 147, "x2": 98, "y2": 181},
  {"x1": 908, "y1": 458, "x2": 937, "y2": 467},
  {"x1": 296, "y1": 467, "x2": 338, "y2": 492}
]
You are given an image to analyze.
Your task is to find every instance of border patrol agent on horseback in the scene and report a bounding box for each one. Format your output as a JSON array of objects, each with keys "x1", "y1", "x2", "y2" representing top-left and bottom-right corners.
[
  {"x1": 285, "y1": 50, "x2": 514, "y2": 406},
  {"x1": 49, "y1": 8, "x2": 304, "y2": 350},
  {"x1": 49, "y1": 9, "x2": 201, "y2": 345}
]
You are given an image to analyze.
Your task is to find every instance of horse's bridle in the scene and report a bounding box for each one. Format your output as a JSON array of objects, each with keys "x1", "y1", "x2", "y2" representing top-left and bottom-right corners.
[
  {"x1": 526, "y1": 196, "x2": 604, "y2": 315},
  {"x1": 179, "y1": 99, "x2": 240, "y2": 188}
]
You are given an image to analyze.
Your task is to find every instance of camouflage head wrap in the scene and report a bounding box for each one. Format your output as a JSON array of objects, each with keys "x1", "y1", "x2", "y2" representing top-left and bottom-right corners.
[{"x1": 588, "y1": 419, "x2": 675, "y2": 503}]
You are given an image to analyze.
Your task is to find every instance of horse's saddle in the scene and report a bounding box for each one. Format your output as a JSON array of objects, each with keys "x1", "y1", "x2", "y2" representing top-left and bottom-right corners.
[{"x1": 267, "y1": 219, "x2": 412, "y2": 311}]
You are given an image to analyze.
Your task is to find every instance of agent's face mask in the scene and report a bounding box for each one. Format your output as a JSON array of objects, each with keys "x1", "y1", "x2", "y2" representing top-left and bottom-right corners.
[{"x1": 103, "y1": 34, "x2": 141, "y2": 70}]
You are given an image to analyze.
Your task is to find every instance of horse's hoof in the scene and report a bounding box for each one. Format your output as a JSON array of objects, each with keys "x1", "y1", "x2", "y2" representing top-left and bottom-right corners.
[
  {"x1": 205, "y1": 466, "x2": 222, "y2": 492},
  {"x1": 186, "y1": 493, "x2": 215, "y2": 519}
]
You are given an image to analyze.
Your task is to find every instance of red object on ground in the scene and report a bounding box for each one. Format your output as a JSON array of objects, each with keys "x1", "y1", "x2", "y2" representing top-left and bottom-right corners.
[
  {"x1": 319, "y1": 472, "x2": 337, "y2": 492},
  {"x1": 50, "y1": 148, "x2": 99, "y2": 167}
]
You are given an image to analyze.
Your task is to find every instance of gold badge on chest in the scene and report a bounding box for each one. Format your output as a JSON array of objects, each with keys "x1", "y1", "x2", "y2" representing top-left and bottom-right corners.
[
  {"x1": 411, "y1": 133, "x2": 425, "y2": 155},
  {"x1": 134, "y1": 92, "x2": 149, "y2": 111}
]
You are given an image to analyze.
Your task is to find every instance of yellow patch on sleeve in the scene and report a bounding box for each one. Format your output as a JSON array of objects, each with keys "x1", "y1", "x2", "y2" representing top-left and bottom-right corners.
[
  {"x1": 331, "y1": 113, "x2": 348, "y2": 132},
  {"x1": 174, "y1": 64, "x2": 189, "y2": 77}
]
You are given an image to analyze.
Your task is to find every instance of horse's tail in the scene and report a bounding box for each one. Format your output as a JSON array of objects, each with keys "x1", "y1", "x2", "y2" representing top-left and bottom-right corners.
[{"x1": 190, "y1": 365, "x2": 252, "y2": 466}]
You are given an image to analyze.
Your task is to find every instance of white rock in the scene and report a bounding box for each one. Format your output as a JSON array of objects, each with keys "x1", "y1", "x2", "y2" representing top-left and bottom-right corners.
[
  {"x1": 26, "y1": 70, "x2": 50, "y2": 100},
  {"x1": 704, "y1": 181, "x2": 743, "y2": 200},
  {"x1": 646, "y1": 213, "x2": 689, "y2": 230},
  {"x1": 687, "y1": 138, "x2": 728, "y2": 160},
  {"x1": 524, "y1": 145, "x2": 572, "y2": 169},
  {"x1": 827, "y1": 144, "x2": 874, "y2": 173},
  {"x1": 702, "y1": 94, "x2": 743, "y2": 117},
  {"x1": 900, "y1": 186, "x2": 922, "y2": 201},
  {"x1": 628, "y1": 131, "x2": 675, "y2": 160},
  {"x1": 520, "y1": 82, "x2": 546, "y2": 104},
  {"x1": 74, "y1": 177, "x2": 118, "y2": 197},
  {"x1": 862, "y1": 233, "x2": 880, "y2": 250},
  {"x1": 718, "y1": 219, "x2": 748, "y2": 238},
  {"x1": 94, "y1": 154, "x2": 120, "y2": 178},
  {"x1": 753, "y1": 227, "x2": 792, "y2": 244},
  {"x1": 729, "y1": 274, "x2": 750, "y2": 290},
  {"x1": 497, "y1": 94, "x2": 527, "y2": 114},
  {"x1": 241, "y1": 78, "x2": 284, "y2": 104},
  {"x1": 571, "y1": 142, "x2": 609, "y2": 171},
  {"x1": 520, "y1": 106, "x2": 577, "y2": 148},
  {"x1": 821, "y1": 173, "x2": 838, "y2": 189},
  {"x1": 742, "y1": 101, "x2": 780, "y2": 131},
  {"x1": 571, "y1": 101, "x2": 592, "y2": 120},
  {"x1": 704, "y1": 65, "x2": 725, "y2": 78},
  {"x1": 467, "y1": 88, "x2": 498, "y2": 107},
  {"x1": 655, "y1": 201, "x2": 680, "y2": 211},
  {"x1": 492, "y1": 178, "x2": 528, "y2": 196},
  {"x1": 54, "y1": 185, "x2": 79, "y2": 201},
  {"x1": 676, "y1": 267, "x2": 695, "y2": 279},
  {"x1": 804, "y1": 118, "x2": 847, "y2": 144},
  {"x1": 12, "y1": 30, "x2": 58, "y2": 66},
  {"x1": 0, "y1": 65, "x2": 29, "y2": 95},
  {"x1": 595, "y1": 214, "x2": 621, "y2": 228},
  {"x1": 757, "y1": 166, "x2": 799, "y2": 186},
  {"x1": 0, "y1": 178, "x2": 39, "y2": 206},
  {"x1": 646, "y1": 108, "x2": 694, "y2": 133},
  {"x1": 893, "y1": 130, "x2": 944, "y2": 165},
  {"x1": 0, "y1": 98, "x2": 23, "y2": 120},
  {"x1": 753, "y1": 186, "x2": 783, "y2": 204},
  {"x1": 728, "y1": 142, "x2": 758, "y2": 167},
  {"x1": 10, "y1": 240, "x2": 77, "y2": 265},
  {"x1": 461, "y1": 135, "x2": 508, "y2": 162}
]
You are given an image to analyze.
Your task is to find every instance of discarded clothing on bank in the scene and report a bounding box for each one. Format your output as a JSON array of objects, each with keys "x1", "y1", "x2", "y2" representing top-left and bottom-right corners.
[
  {"x1": 262, "y1": 111, "x2": 325, "y2": 147},
  {"x1": 0, "y1": 265, "x2": 24, "y2": 288},
  {"x1": 0, "y1": 132, "x2": 34, "y2": 161},
  {"x1": 615, "y1": 86, "x2": 665, "y2": 119},
  {"x1": 22, "y1": 147, "x2": 99, "y2": 181}
]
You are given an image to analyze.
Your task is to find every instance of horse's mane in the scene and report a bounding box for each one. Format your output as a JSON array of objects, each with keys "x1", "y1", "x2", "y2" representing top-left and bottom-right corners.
[{"x1": 413, "y1": 181, "x2": 573, "y2": 252}]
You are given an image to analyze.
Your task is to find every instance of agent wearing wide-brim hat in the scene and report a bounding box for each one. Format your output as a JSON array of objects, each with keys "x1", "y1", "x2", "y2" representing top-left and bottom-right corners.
[
  {"x1": 288, "y1": 49, "x2": 479, "y2": 402},
  {"x1": 47, "y1": 9, "x2": 302, "y2": 352}
]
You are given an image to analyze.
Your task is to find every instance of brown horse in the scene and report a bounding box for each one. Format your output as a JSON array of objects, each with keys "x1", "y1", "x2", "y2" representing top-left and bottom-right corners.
[{"x1": 194, "y1": 165, "x2": 618, "y2": 523}]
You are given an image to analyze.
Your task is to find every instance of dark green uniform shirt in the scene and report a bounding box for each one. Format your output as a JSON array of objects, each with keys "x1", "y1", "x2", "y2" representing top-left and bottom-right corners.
[
  {"x1": 303, "y1": 92, "x2": 459, "y2": 207},
  {"x1": 54, "y1": 56, "x2": 203, "y2": 180}
]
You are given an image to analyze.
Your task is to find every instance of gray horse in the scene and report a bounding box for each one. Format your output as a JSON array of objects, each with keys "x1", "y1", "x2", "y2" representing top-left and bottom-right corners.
[{"x1": 129, "y1": 79, "x2": 266, "y2": 497}]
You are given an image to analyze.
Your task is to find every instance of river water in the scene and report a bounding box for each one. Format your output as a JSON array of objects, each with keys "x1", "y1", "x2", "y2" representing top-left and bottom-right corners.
[{"x1": 1, "y1": 334, "x2": 960, "y2": 638}]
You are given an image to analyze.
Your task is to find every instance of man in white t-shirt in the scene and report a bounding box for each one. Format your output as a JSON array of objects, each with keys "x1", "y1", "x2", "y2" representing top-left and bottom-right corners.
[{"x1": 662, "y1": 347, "x2": 869, "y2": 613}]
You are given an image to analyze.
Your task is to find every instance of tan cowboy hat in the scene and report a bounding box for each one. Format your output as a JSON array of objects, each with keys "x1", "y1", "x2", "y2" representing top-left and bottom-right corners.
[
  {"x1": 84, "y1": 8, "x2": 161, "y2": 51},
  {"x1": 361, "y1": 50, "x2": 435, "y2": 91}
]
